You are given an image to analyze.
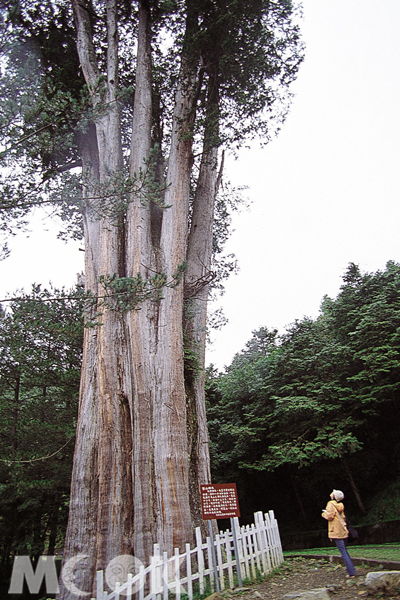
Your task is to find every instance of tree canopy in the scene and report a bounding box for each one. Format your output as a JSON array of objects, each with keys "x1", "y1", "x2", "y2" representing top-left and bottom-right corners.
[{"x1": 0, "y1": 0, "x2": 303, "y2": 245}]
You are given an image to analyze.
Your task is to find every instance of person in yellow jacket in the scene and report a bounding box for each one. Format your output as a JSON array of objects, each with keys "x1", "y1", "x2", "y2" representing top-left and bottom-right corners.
[{"x1": 322, "y1": 489, "x2": 356, "y2": 576}]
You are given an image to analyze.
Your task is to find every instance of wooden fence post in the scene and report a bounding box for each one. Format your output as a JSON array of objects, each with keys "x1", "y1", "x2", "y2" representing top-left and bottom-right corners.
[{"x1": 91, "y1": 510, "x2": 283, "y2": 600}]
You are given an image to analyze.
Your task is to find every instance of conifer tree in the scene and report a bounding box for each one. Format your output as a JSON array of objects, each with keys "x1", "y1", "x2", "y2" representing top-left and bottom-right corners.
[
  {"x1": 0, "y1": 2, "x2": 303, "y2": 596},
  {"x1": 0, "y1": 285, "x2": 83, "y2": 583}
]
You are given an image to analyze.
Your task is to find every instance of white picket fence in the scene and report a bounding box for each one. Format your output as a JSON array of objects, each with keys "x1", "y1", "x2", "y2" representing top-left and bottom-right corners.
[{"x1": 92, "y1": 510, "x2": 283, "y2": 600}]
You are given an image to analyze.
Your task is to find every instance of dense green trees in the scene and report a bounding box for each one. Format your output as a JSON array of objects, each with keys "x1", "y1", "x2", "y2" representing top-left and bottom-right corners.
[
  {"x1": 206, "y1": 262, "x2": 400, "y2": 530},
  {"x1": 0, "y1": 285, "x2": 84, "y2": 582}
]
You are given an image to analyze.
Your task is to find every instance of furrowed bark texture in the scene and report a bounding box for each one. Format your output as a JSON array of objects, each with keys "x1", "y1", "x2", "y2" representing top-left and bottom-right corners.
[
  {"x1": 184, "y1": 143, "x2": 218, "y2": 529},
  {"x1": 60, "y1": 2, "x2": 134, "y2": 598},
  {"x1": 184, "y1": 71, "x2": 221, "y2": 528},
  {"x1": 59, "y1": 2, "x2": 214, "y2": 597},
  {"x1": 126, "y1": 1, "x2": 156, "y2": 565}
]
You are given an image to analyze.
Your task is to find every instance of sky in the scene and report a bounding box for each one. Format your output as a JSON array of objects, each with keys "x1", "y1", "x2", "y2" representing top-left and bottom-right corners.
[
  {"x1": 207, "y1": 0, "x2": 400, "y2": 368},
  {"x1": 1, "y1": 0, "x2": 400, "y2": 370}
]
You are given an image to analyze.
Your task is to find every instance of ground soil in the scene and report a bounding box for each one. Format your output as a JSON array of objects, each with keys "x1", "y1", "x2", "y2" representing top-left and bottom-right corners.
[{"x1": 234, "y1": 556, "x2": 400, "y2": 600}]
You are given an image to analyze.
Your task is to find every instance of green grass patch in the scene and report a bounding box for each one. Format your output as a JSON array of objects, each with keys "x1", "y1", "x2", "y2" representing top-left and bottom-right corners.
[{"x1": 284, "y1": 544, "x2": 400, "y2": 562}]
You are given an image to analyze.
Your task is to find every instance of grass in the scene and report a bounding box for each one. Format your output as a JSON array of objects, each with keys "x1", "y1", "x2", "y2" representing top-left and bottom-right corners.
[
  {"x1": 284, "y1": 543, "x2": 400, "y2": 562},
  {"x1": 169, "y1": 546, "x2": 400, "y2": 600}
]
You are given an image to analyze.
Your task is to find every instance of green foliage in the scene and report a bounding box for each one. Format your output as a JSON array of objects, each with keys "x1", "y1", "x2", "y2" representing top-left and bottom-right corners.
[
  {"x1": 183, "y1": 341, "x2": 202, "y2": 380},
  {"x1": 0, "y1": 0, "x2": 303, "y2": 252},
  {"x1": 360, "y1": 479, "x2": 400, "y2": 524},
  {"x1": 81, "y1": 145, "x2": 172, "y2": 224},
  {"x1": 99, "y1": 272, "x2": 168, "y2": 312},
  {"x1": 191, "y1": 0, "x2": 304, "y2": 149},
  {"x1": 0, "y1": 284, "x2": 83, "y2": 578},
  {"x1": 97, "y1": 262, "x2": 187, "y2": 313},
  {"x1": 284, "y1": 545, "x2": 400, "y2": 562},
  {"x1": 206, "y1": 262, "x2": 400, "y2": 528},
  {"x1": 183, "y1": 300, "x2": 203, "y2": 381},
  {"x1": 208, "y1": 262, "x2": 400, "y2": 472}
]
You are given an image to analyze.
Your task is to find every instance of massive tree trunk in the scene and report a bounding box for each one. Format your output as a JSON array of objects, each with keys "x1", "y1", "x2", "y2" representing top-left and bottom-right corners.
[
  {"x1": 0, "y1": 1, "x2": 300, "y2": 595},
  {"x1": 125, "y1": 0, "x2": 156, "y2": 565},
  {"x1": 184, "y1": 70, "x2": 221, "y2": 527},
  {"x1": 60, "y1": 2, "x2": 135, "y2": 597},
  {"x1": 59, "y1": 2, "x2": 213, "y2": 597}
]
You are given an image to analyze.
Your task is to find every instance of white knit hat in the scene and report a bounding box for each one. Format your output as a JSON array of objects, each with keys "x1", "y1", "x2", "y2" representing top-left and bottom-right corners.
[{"x1": 333, "y1": 489, "x2": 344, "y2": 501}]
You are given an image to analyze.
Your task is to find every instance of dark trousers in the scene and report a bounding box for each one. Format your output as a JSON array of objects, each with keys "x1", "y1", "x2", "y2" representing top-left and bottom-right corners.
[{"x1": 334, "y1": 538, "x2": 356, "y2": 576}]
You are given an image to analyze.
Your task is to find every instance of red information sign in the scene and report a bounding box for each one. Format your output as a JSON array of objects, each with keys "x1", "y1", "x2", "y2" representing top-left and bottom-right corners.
[{"x1": 200, "y1": 483, "x2": 241, "y2": 520}]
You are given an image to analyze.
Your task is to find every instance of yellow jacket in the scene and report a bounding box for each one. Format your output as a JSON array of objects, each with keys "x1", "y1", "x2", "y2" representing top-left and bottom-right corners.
[{"x1": 321, "y1": 500, "x2": 349, "y2": 539}]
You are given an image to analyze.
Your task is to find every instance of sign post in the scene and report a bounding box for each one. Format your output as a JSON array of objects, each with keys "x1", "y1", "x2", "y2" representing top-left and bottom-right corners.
[{"x1": 200, "y1": 483, "x2": 242, "y2": 589}]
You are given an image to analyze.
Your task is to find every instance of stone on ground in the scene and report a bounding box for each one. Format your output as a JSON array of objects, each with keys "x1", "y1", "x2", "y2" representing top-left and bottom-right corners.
[
  {"x1": 282, "y1": 588, "x2": 330, "y2": 600},
  {"x1": 365, "y1": 571, "x2": 400, "y2": 596},
  {"x1": 204, "y1": 593, "x2": 225, "y2": 600}
]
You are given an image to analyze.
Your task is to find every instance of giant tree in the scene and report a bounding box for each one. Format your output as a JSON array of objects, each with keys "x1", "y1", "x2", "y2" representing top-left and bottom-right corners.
[{"x1": 0, "y1": 0, "x2": 303, "y2": 596}]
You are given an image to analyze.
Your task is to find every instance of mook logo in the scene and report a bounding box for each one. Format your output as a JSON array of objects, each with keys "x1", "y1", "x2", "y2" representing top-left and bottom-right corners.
[{"x1": 8, "y1": 554, "x2": 145, "y2": 597}]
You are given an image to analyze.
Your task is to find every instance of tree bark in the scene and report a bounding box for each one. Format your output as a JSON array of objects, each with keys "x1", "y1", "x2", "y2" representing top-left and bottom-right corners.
[
  {"x1": 288, "y1": 468, "x2": 308, "y2": 525},
  {"x1": 342, "y1": 457, "x2": 367, "y2": 513},
  {"x1": 61, "y1": 3, "x2": 134, "y2": 597},
  {"x1": 149, "y1": 42, "x2": 199, "y2": 552},
  {"x1": 184, "y1": 147, "x2": 219, "y2": 529},
  {"x1": 125, "y1": 0, "x2": 156, "y2": 564},
  {"x1": 59, "y1": 2, "x2": 214, "y2": 597},
  {"x1": 184, "y1": 67, "x2": 222, "y2": 529}
]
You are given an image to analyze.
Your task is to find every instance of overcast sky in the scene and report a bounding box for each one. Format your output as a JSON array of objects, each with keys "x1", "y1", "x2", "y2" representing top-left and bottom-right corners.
[
  {"x1": 207, "y1": 0, "x2": 400, "y2": 368},
  {"x1": 1, "y1": 0, "x2": 400, "y2": 371}
]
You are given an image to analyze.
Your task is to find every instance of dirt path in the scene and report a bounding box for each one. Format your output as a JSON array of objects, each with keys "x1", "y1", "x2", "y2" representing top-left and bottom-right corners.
[{"x1": 234, "y1": 556, "x2": 399, "y2": 600}]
